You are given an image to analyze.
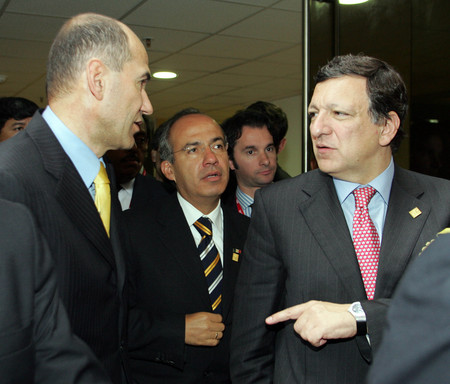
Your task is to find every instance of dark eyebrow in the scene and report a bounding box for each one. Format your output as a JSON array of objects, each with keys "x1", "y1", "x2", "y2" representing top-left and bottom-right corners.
[
  {"x1": 184, "y1": 141, "x2": 201, "y2": 147},
  {"x1": 210, "y1": 136, "x2": 225, "y2": 144}
]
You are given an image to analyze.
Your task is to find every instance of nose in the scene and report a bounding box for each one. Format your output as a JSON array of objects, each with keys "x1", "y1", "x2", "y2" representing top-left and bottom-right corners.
[
  {"x1": 259, "y1": 151, "x2": 270, "y2": 166},
  {"x1": 141, "y1": 90, "x2": 153, "y2": 115},
  {"x1": 310, "y1": 112, "x2": 331, "y2": 140},
  {"x1": 203, "y1": 145, "x2": 219, "y2": 166}
]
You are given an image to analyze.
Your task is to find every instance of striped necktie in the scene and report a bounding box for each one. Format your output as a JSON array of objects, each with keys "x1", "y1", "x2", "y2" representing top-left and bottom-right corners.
[
  {"x1": 194, "y1": 217, "x2": 223, "y2": 313},
  {"x1": 94, "y1": 163, "x2": 111, "y2": 237}
]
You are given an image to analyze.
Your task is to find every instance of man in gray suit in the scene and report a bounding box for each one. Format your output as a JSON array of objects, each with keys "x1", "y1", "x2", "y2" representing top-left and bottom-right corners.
[
  {"x1": 368, "y1": 227, "x2": 450, "y2": 384},
  {"x1": 0, "y1": 13, "x2": 152, "y2": 383},
  {"x1": 230, "y1": 54, "x2": 450, "y2": 383}
]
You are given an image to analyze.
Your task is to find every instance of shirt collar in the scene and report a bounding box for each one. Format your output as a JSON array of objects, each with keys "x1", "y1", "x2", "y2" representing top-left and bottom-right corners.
[
  {"x1": 42, "y1": 106, "x2": 101, "y2": 189},
  {"x1": 333, "y1": 157, "x2": 395, "y2": 205},
  {"x1": 120, "y1": 178, "x2": 135, "y2": 195},
  {"x1": 177, "y1": 192, "x2": 222, "y2": 229},
  {"x1": 236, "y1": 186, "x2": 254, "y2": 208}
]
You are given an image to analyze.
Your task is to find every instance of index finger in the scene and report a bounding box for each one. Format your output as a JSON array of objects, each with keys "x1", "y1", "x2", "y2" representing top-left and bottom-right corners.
[{"x1": 265, "y1": 304, "x2": 306, "y2": 325}]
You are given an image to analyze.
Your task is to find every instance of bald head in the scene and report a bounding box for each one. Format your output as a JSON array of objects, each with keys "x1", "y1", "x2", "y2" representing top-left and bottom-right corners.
[{"x1": 46, "y1": 13, "x2": 135, "y2": 100}]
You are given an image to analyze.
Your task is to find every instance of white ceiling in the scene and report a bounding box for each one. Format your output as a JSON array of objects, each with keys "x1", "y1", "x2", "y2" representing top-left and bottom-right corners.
[{"x1": 0, "y1": 0, "x2": 303, "y2": 123}]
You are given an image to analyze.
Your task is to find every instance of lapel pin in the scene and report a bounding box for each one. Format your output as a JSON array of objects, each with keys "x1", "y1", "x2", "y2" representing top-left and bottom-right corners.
[
  {"x1": 232, "y1": 248, "x2": 241, "y2": 262},
  {"x1": 409, "y1": 207, "x2": 422, "y2": 218}
]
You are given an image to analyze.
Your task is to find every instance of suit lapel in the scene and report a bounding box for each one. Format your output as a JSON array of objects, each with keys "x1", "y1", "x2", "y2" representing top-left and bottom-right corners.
[
  {"x1": 157, "y1": 196, "x2": 211, "y2": 309},
  {"x1": 221, "y1": 207, "x2": 245, "y2": 321},
  {"x1": 299, "y1": 172, "x2": 367, "y2": 300},
  {"x1": 376, "y1": 166, "x2": 430, "y2": 298},
  {"x1": 29, "y1": 114, "x2": 116, "y2": 270}
]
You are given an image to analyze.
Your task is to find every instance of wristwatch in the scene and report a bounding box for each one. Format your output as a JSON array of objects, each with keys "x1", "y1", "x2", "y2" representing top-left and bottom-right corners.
[{"x1": 347, "y1": 302, "x2": 367, "y2": 336}]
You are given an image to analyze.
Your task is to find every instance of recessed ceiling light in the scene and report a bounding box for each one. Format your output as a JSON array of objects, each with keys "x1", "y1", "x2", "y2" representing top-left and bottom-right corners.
[
  {"x1": 339, "y1": 0, "x2": 369, "y2": 4},
  {"x1": 153, "y1": 71, "x2": 177, "y2": 79},
  {"x1": 428, "y1": 119, "x2": 439, "y2": 124}
]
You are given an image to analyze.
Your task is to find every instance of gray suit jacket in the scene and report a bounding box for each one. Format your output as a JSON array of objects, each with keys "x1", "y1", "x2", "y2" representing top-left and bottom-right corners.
[
  {"x1": 368, "y1": 229, "x2": 450, "y2": 384},
  {"x1": 0, "y1": 111, "x2": 128, "y2": 384},
  {"x1": 0, "y1": 199, "x2": 111, "y2": 383},
  {"x1": 230, "y1": 167, "x2": 450, "y2": 383}
]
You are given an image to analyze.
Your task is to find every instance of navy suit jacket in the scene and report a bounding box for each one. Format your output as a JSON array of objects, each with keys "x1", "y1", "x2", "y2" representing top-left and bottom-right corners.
[
  {"x1": 230, "y1": 167, "x2": 450, "y2": 384},
  {"x1": 0, "y1": 111, "x2": 128, "y2": 384},
  {"x1": 125, "y1": 193, "x2": 249, "y2": 383}
]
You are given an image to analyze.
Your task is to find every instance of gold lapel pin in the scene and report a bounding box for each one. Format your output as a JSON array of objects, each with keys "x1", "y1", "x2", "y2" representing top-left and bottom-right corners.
[
  {"x1": 409, "y1": 207, "x2": 422, "y2": 218},
  {"x1": 232, "y1": 248, "x2": 241, "y2": 262}
]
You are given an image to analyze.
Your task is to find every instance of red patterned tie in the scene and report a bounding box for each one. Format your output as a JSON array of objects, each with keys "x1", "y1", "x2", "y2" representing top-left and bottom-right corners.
[{"x1": 352, "y1": 187, "x2": 380, "y2": 300}]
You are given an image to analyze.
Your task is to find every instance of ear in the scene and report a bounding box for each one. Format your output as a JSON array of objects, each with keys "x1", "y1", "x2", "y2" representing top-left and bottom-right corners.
[
  {"x1": 379, "y1": 111, "x2": 400, "y2": 147},
  {"x1": 278, "y1": 137, "x2": 287, "y2": 153},
  {"x1": 161, "y1": 160, "x2": 176, "y2": 182},
  {"x1": 86, "y1": 59, "x2": 107, "y2": 101},
  {"x1": 229, "y1": 158, "x2": 236, "y2": 171}
]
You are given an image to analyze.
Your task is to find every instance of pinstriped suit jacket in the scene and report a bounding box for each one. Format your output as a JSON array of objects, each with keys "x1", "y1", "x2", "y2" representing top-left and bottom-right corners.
[
  {"x1": 230, "y1": 167, "x2": 450, "y2": 384},
  {"x1": 0, "y1": 111, "x2": 128, "y2": 384}
]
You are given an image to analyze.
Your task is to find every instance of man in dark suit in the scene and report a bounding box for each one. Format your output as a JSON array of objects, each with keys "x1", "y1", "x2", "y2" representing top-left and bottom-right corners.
[
  {"x1": 230, "y1": 54, "x2": 450, "y2": 383},
  {"x1": 0, "y1": 199, "x2": 111, "y2": 383},
  {"x1": 106, "y1": 122, "x2": 168, "y2": 211},
  {"x1": 126, "y1": 108, "x2": 249, "y2": 383},
  {"x1": 0, "y1": 13, "x2": 153, "y2": 384},
  {"x1": 368, "y1": 228, "x2": 450, "y2": 384}
]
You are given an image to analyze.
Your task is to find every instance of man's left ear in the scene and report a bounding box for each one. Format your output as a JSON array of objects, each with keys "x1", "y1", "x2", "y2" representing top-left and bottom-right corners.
[
  {"x1": 278, "y1": 137, "x2": 287, "y2": 153},
  {"x1": 379, "y1": 111, "x2": 400, "y2": 147}
]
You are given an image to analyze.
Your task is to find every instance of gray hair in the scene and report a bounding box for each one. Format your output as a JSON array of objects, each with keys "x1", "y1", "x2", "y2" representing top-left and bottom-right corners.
[
  {"x1": 46, "y1": 13, "x2": 132, "y2": 100},
  {"x1": 158, "y1": 108, "x2": 202, "y2": 163}
]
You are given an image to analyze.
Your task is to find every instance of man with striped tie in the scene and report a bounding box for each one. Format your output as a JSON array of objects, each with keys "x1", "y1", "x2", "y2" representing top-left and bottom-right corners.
[{"x1": 125, "y1": 108, "x2": 250, "y2": 383}]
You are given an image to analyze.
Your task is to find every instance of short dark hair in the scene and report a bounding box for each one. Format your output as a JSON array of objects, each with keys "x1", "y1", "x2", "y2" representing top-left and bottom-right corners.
[
  {"x1": 46, "y1": 13, "x2": 132, "y2": 100},
  {"x1": 221, "y1": 109, "x2": 277, "y2": 165},
  {"x1": 246, "y1": 101, "x2": 288, "y2": 146},
  {"x1": 315, "y1": 54, "x2": 408, "y2": 153},
  {"x1": 158, "y1": 108, "x2": 202, "y2": 163},
  {"x1": 0, "y1": 97, "x2": 39, "y2": 131}
]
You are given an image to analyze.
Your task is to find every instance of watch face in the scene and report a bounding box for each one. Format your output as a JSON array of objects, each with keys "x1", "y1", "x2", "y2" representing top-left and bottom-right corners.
[{"x1": 352, "y1": 302, "x2": 363, "y2": 313}]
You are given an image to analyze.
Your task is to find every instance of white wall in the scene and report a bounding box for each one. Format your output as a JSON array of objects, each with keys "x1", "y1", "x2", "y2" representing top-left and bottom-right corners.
[{"x1": 273, "y1": 95, "x2": 303, "y2": 177}]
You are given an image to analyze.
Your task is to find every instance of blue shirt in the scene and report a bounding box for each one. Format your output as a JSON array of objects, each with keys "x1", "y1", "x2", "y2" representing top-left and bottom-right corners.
[
  {"x1": 42, "y1": 106, "x2": 102, "y2": 199},
  {"x1": 333, "y1": 158, "x2": 395, "y2": 244},
  {"x1": 236, "y1": 186, "x2": 254, "y2": 217}
]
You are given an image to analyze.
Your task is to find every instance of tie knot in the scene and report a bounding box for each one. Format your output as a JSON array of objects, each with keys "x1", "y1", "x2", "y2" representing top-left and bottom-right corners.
[
  {"x1": 353, "y1": 186, "x2": 376, "y2": 208},
  {"x1": 194, "y1": 217, "x2": 212, "y2": 237},
  {"x1": 94, "y1": 163, "x2": 110, "y2": 185}
]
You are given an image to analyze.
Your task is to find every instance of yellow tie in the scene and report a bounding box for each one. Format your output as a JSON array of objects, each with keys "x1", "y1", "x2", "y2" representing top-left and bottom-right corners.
[{"x1": 94, "y1": 163, "x2": 111, "y2": 237}]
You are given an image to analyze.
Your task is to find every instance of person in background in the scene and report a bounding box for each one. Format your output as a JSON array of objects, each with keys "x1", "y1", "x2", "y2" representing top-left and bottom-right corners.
[
  {"x1": 106, "y1": 120, "x2": 167, "y2": 211},
  {"x1": 246, "y1": 100, "x2": 291, "y2": 180},
  {"x1": 0, "y1": 13, "x2": 153, "y2": 383},
  {"x1": 221, "y1": 109, "x2": 277, "y2": 217},
  {"x1": 0, "y1": 97, "x2": 38, "y2": 142},
  {"x1": 230, "y1": 54, "x2": 450, "y2": 384}
]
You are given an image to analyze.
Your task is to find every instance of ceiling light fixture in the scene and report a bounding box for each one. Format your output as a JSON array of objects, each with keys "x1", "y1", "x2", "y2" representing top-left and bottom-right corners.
[
  {"x1": 339, "y1": 0, "x2": 369, "y2": 4},
  {"x1": 153, "y1": 71, "x2": 177, "y2": 79}
]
